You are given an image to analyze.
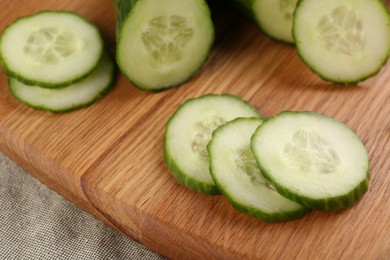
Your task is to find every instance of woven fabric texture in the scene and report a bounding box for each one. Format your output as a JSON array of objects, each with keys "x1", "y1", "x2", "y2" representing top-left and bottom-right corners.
[{"x1": 0, "y1": 152, "x2": 165, "y2": 260}]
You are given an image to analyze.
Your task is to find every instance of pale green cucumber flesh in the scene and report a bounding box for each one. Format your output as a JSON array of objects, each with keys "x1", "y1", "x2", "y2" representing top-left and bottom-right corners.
[
  {"x1": 293, "y1": 0, "x2": 390, "y2": 84},
  {"x1": 208, "y1": 118, "x2": 307, "y2": 222},
  {"x1": 116, "y1": 0, "x2": 214, "y2": 91},
  {"x1": 253, "y1": 0, "x2": 298, "y2": 43},
  {"x1": 251, "y1": 111, "x2": 370, "y2": 211},
  {"x1": 8, "y1": 51, "x2": 115, "y2": 113},
  {"x1": 229, "y1": 0, "x2": 298, "y2": 43},
  {"x1": 0, "y1": 11, "x2": 104, "y2": 88},
  {"x1": 164, "y1": 94, "x2": 260, "y2": 195}
]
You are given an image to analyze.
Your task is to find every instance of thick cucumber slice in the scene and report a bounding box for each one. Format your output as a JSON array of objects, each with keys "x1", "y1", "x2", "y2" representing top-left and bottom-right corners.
[
  {"x1": 8, "y1": 51, "x2": 115, "y2": 113},
  {"x1": 230, "y1": 0, "x2": 298, "y2": 43},
  {"x1": 164, "y1": 94, "x2": 260, "y2": 194},
  {"x1": 0, "y1": 11, "x2": 104, "y2": 88},
  {"x1": 293, "y1": 0, "x2": 390, "y2": 84},
  {"x1": 251, "y1": 111, "x2": 370, "y2": 211},
  {"x1": 208, "y1": 118, "x2": 307, "y2": 222},
  {"x1": 115, "y1": 0, "x2": 214, "y2": 91}
]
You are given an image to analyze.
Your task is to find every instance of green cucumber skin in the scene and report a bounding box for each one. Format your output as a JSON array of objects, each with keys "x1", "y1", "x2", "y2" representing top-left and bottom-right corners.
[
  {"x1": 262, "y1": 169, "x2": 370, "y2": 211},
  {"x1": 164, "y1": 144, "x2": 220, "y2": 195},
  {"x1": 208, "y1": 117, "x2": 309, "y2": 222},
  {"x1": 0, "y1": 11, "x2": 104, "y2": 89},
  {"x1": 228, "y1": 0, "x2": 295, "y2": 44},
  {"x1": 164, "y1": 94, "x2": 260, "y2": 195},
  {"x1": 222, "y1": 193, "x2": 308, "y2": 222},
  {"x1": 163, "y1": 95, "x2": 219, "y2": 195},
  {"x1": 251, "y1": 111, "x2": 370, "y2": 211},
  {"x1": 8, "y1": 52, "x2": 116, "y2": 114},
  {"x1": 293, "y1": 0, "x2": 390, "y2": 85},
  {"x1": 113, "y1": 0, "x2": 138, "y2": 42},
  {"x1": 114, "y1": 0, "x2": 215, "y2": 92}
]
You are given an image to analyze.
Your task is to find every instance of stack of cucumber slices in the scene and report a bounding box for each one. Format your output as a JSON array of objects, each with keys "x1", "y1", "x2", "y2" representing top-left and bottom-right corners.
[
  {"x1": 164, "y1": 94, "x2": 370, "y2": 222},
  {"x1": 0, "y1": 11, "x2": 115, "y2": 113},
  {"x1": 230, "y1": 0, "x2": 390, "y2": 84}
]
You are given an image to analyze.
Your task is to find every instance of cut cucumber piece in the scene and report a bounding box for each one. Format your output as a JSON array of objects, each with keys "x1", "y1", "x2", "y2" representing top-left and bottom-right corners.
[
  {"x1": 115, "y1": 0, "x2": 214, "y2": 91},
  {"x1": 251, "y1": 111, "x2": 370, "y2": 211},
  {"x1": 293, "y1": 0, "x2": 390, "y2": 84},
  {"x1": 113, "y1": 0, "x2": 137, "y2": 39},
  {"x1": 8, "y1": 51, "x2": 115, "y2": 113},
  {"x1": 230, "y1": 0, "x2": 298, "y2": 43},
  {"x1": 164, "y1": 94, "x2": 260, "y2": 194},
  {"x1": 208, "y1": 118, "x2": 307, "y2": 222},
  {"x1": 0, "y1": 11, "x2": 104, "y2": 88}
]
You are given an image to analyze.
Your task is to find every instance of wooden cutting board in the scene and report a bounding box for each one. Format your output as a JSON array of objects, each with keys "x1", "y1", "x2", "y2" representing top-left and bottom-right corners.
[{"x1": 1, "y1": 1, "x2": 389, "y2": 259}]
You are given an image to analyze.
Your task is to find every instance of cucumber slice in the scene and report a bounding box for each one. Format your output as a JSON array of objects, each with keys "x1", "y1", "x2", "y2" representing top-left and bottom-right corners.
[
  {"x1": 251, "y1": 111, "x2": 370, "y2": 211},
  {"x1": 208, "y1": 118, "x2": 307, "y2": 222},
  {"x1": 8, "y1": 51, "x2": 115, "y2": 113},
  {"x1": 164, "y1": 94, "x2": 260, "y2": 194},
  {"x1": 115, "y1": 0, "x2": 214, "y2": 91},
  {"x1": 293, "y1": 0, "x2": 390, "y2": 84},
  {"x1": 0, "y1": 11, "x2": 104, "y2": 88},
  {"x1": 230, "y1": 0, "x2": 298, "y2": 43}
]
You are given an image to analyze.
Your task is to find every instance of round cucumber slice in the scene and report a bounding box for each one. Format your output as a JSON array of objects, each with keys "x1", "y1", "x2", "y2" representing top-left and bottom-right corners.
[
  {"x1": 293, "y1": 0, "x2": 390, "y2": 84},
  {"x1": 8, "y1": 51, "x2": 115, "y2": 113},
  {"x1": 116, "y1": 0, "x2": 214, "y2": 91},
  {"x1": 164, "y1": 94, "x2": 260, "y2": 195},
  {"x1": 251, "y1": 111, "x2": 370, "y2": 211},
  {"x1": 0, "y1": 11, "x2": 104, "y2": 88},
  {"x1": 208, "y1": 118, "x2": 307, "y2": 222}
]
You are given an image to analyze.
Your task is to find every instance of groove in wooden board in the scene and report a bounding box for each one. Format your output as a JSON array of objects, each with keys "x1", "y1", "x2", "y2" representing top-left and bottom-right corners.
[
  {"x1": 4, "y1": 83, "x2": 150, "y2": 196},
  {"x1": 0, "y1": 0, "x2": 243, "y2": 257},
  {"x1": 0, "y1": 0, "x2": 149, "y2": 248},
  {"x1": 0, "y1": 0, "x2": 389, "y2": 259},
  {"x1": 80, "y1": 100, "x2": 381, "y2": 259},
  {"x1": 0, "y1": 117, "x2": 119, "y2": 234}
]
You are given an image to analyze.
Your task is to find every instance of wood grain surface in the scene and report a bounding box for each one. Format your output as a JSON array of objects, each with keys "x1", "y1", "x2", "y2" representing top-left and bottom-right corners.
[{"x1": 1, "y1": 1, "x2": 389, "y2": 259}]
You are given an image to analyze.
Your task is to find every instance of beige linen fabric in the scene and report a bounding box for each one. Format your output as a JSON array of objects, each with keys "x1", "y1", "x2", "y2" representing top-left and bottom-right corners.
[{"x1": 0, "y1": 152, "x2": 165, "y2": 260}]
